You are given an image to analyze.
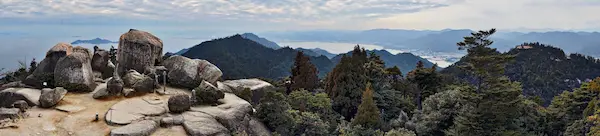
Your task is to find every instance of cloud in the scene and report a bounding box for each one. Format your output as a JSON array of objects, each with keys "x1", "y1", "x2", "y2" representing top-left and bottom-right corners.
[
  {"x1": 0, "y1": 0, "x2": 456, "y2": 29},
  {"x1": 370, "y1": 0, "x2": 600, "y2": 31}
]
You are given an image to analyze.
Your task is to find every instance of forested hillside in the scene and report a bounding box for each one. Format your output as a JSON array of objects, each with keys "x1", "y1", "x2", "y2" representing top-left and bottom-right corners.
[
  {"x1": 332, "y1": 49, "x2": 437, "y2": 74},
  {"x1": 181, "y1": 35, "x2": 334, "y2": 79},
  {"x1": 443, "y1": 42, "x2": 600, "y2": 105}
]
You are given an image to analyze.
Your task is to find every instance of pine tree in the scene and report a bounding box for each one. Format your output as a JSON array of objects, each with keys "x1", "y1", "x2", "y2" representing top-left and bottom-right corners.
[
  {"x1": 352, "y1": 83, "x2": 381, "y2": 129},
  {"x1": 325, "y1": 45, "x2": 368, "y2": 120},
  {"x1": 448, "y1": 28, "x2": 523, "y2": 136},
  {"x1": 385, "y1": 66, "x2": 402, "y2": 81},
  {"x1": 407, "y1": 61, "x2": 441, "y2": 110},
  {"x1": 291, "y1": 51, "x2": 319, "y2": 92}
]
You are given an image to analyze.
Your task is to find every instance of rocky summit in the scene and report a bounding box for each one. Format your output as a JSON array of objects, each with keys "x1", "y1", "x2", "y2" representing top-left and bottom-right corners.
[{"x1": 0, "y1": 29, "x2": 272, "y2": 136}]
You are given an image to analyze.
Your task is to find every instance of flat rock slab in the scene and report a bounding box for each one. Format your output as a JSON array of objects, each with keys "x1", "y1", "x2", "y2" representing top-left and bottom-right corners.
[
  {"x1": 190, "y1": 93, "x2": 252, "y2": 132},
  {"x1": 0, "y1": 88, "x2": 41, "y2": 107},
  {"x1": 55, "y1": 105, "x2": 87, "y2": 113},
  {"x1": 105, "y1": 97, "x2": 166, "y2": 125},
  {"x1": 110, "y1": 120, "x2": 158, "y2": 136},
  {"x1": 182, "y1": 111, "x2": 229, "y2": 136}
]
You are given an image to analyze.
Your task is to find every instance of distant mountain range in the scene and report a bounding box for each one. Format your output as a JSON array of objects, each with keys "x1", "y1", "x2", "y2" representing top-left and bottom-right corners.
[
  {"x1": 71, "y1": 38, "x2": 117, "y2": 45},
  {"x1": 173, "y1": 33, "x2": 438, "y2": 80},
  {"x1": 442, "y1": 43, "x2": 600, "y2": 106},
  {"x1": 240, "y1": 33, "x2": 281, "y2": 49},
  {"x1": 261, "y1": 29, "x2": 600, "y2": 57}
]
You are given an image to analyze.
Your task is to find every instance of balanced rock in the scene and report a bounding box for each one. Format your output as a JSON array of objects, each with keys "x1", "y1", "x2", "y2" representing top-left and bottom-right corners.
[
  {"x1": 117, "y1": 29, "x2": 163, "y2": 76},
  {"x1": 218, "y1": 79, "x2": 275, "y2": 104},
  {"x1": 168, "y1": 95, "x2": 191, "y2": 113},
  {"x1": 0, "y1": 88, "x2": 41, "y2": 107},
  {"x1": 110, "y1": 120, "x2": 158, "y2": 136},
  {"x1": 105, "y1": 97, "x2": 166, "y2": 125},
  {"x1": 39, "y1": 87, "x2": 68, "y2": 108},
  {"x1": 194, "y1": 81, "x2": 224, "y2": 105},
  {"x1": 24, "y1": 43, "x2": 73, "y2": 88},
  {"x1": 54, "y1": 46, "x2": 96, "y2": 92},
  {"x1": 163, "y1": 55, "x2": 222, "y2": 89}
]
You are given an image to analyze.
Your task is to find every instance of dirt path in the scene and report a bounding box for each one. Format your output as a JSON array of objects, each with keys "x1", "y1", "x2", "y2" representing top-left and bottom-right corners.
[{"x1": 0, "y1": 86, "x2": 191, "y2": 136}]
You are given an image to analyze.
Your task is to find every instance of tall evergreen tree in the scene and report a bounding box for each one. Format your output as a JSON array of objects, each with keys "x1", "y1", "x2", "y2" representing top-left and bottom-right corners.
[
  {"x1": 325, "y1": 45, "x2": 368, "y2": 120},
  {"x1": 407, "y1": 61, "x2": 441, "y2": 110},
  {"x1": 447, "y1": 28, "x2": 523, "y2": 136},
  {"x1": 352, "y1": 83, "x2": 381, "y2": 129},
  {"x1": 291, "y1": 51, "x2": 319, "y2": 92}
]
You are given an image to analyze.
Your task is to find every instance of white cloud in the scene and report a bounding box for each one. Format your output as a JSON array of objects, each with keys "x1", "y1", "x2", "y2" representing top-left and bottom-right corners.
[
  {"x1": 0, "y1": 0, "x2": 452, "y2": 28},
  {"x1": 0, "y1": 0, "x2": 599, "y2": 31},
  {"x1": 371, "y1": 0, "x2": 600, "y2": 31}
]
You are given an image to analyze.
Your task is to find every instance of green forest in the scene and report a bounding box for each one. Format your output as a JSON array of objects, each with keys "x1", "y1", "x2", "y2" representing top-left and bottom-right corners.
[{"x1": 252, "y1": 29, "x2": 600, "y2": 136}]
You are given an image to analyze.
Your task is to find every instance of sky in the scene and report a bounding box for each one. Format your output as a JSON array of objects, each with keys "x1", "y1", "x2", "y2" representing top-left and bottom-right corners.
[{"x1": 1, "y1": 0, "x2": 600, "y2": 70}]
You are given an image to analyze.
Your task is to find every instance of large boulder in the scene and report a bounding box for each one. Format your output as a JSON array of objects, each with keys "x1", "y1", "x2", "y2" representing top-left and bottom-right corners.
[
  {"x1": 110, "y1": 120, "x2": 158, "y2": 136},
  {"x1": 248, "y1": 117, "x2": 272, "y2": 136},
  {"x1": 168, "y1": 95, "x2": 191, "y2": 113},
  {"x1": 92, "y1": 46, "x2": 112, "y2": 79},
  {"x1": 105, "y1": 97, "x2": 167, "y2": 125},
  {"x1": 218, "y1": 79, "x2": 275, "y2": 104},
  {"x1": 107, "y1": 76, "x2": 124, "y2": 95},
  {"x1": 123, "y1": 70, "x2": 155, "y2": 96},
  {"x1": 163, "y1": 55, "x2": 222, "y2": 89},
  {"x1": 24, "y1": 43, "x2": 73, "y2": 88},
  {"x1": 190, "y1": 93, "x2": 253, "y2": 133},
  {"x1": 39, "y1": 87, "x2": 68, "y2": 108},
  {"x1": 92, "y1": 83, "x2": 111, "y2": 99},
  {"x1": 117, "y1": 29, "x2": 163, "y2": 76},
  {"x1": 194, "y1": 81, "x2": 224, "y2": 105},
  {"x1": 54, "y1": 46, "x2": 96, "y2": 92},
  {"x1": 182, "y1": 111, "x2": 230, "y2": 136},
  {"x1": 0, "y1": 88, "x2": 41, "y2": 107}
]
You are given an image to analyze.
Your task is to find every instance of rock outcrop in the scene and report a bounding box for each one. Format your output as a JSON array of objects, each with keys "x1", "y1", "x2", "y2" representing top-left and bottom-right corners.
[
  {"x1": 182, "y1": 111, "x2": 230, "y2": 136},
  {"x1": 218, "y1": 79, "x2": 275, "y2": 104},
  {"x1": 160, "y1": 115, "x2": 184, "y2": 127},
  {"x1": 107, "y1": 76, "x2": 124, "y2": 96},
  {"x1": 92, "y1": 83, "x2": 110, "y2": 99},
  {"x1": 39, "y1": 87, "x2": 67, "y2": 108},
  {"x1": 122, "y1": 70, "x2": 155, "y2": 97},
  {"x1": 91, "y1": 46, "x2": 113, "y2": 79},
  {"x1": 0, "y1": 88, "x2": 41, "y2": 107},
  {"x1": 168, "y1": 95, "x2": 191, "y2": 113},
  {"x1": 105, "y1": 97, "x2": 166, "y2": 125},
  {"x1": 190, "y1": 93, "x2": 253, "y2": 133},
  {"x1": 117, "y1": 29, "x2": 163, "y2": 76},
  {"x1": 110, "y1": 120, "x2": 158, "y2": 136},
  {"x1": 0, "y1": 108, "x2": 20, "y2": 120},
  {"x1": 24, "y1": 43, "x2": 73, "y2": 88},
  {"x1": 163, "y1": 55, "x2": 222, "y2": 89},
  {"x1": 54, "y1": 46, "x2": 96, "y2": 92},
  {"x1": 194, "y1": 81, "x2": 224, "y2": 105}
]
